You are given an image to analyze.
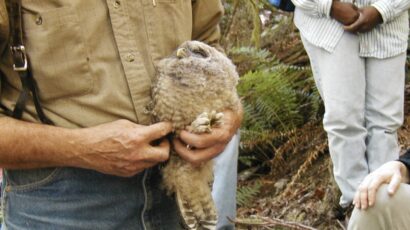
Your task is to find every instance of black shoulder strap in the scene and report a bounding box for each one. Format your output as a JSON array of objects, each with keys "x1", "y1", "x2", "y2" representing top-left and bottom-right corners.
[
  {"x1": 0, "y1": 101, "x2": 13, "y2": 116},
  {"x1": 6, "y1": 0, "x2": 53, "y2": 125}
]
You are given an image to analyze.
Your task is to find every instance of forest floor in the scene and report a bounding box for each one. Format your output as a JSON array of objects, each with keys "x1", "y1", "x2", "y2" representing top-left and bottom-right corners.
[
  {"x1": 221, "y1": 4, "x2": 410, "y2": 229},
  {"x1": 235, "y1": 87, "x2": 410, "y2": 230}
]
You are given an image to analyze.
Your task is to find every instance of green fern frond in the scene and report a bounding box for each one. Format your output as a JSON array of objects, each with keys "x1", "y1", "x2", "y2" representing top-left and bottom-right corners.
[{"x1": 237, "y1": 180, "x2": 263, "y2": 207}]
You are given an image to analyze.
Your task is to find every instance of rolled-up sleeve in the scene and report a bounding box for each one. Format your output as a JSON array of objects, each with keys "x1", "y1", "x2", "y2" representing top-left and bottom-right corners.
[
  {"x1": 372, "y1": 0, "x2": 410, "y2": 23},
  {"x1": 291, "y1": 0, "x2": 333, "y2": 18},
  {"x1": 191, "y1": 0, "x2": 224, "y2": 48}
]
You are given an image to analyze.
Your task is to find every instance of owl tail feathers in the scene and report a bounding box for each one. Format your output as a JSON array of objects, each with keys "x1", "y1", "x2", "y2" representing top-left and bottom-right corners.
[{"x1": 176, "y1": 190, "x2": 218, "y2": 230}]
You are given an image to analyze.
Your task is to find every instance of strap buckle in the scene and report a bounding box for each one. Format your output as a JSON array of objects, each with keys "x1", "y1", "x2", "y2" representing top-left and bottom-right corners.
[{"x1": 11, "y1": 45, "x2": 28, "y2": 71}]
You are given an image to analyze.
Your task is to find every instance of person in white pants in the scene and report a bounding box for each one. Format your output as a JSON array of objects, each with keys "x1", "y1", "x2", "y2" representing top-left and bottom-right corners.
[
  {"x1": 292, "y1": 0, "x2": 410, "y2": 212},
  {"x1": 213, "y1": 133, "x2": 240, "y2": 230}
]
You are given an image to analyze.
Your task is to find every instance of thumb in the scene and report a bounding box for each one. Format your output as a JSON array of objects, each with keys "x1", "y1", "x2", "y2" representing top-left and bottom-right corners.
[
  {"x1": 387, "y1": 172, "x2": 402, "y2": 195},
  {"x1": 344, "y1": 12, "x2": 364, "y2": 32},
  {"x1": 143, "y1": 122, "x2": 173, "y2": 141}
]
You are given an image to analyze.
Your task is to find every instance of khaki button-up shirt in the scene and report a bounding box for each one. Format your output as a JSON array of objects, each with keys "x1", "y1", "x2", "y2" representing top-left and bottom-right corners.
[{"x1": 0, "y1": 0, "x2": 223, "y2": 128}]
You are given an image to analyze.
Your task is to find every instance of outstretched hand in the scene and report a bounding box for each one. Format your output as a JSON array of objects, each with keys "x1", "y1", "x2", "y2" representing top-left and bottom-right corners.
[
  {"x1": 353, "y1": 161, "x2": 410, "y2": 210},
  {"x1": 344, "y1": 6, "x2": 383, "y2": 33}
]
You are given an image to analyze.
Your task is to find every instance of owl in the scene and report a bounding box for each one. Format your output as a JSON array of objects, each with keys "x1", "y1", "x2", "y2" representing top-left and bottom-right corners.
[{"x1": 149, "y1": 41, "x2": 240, "y2": 230}]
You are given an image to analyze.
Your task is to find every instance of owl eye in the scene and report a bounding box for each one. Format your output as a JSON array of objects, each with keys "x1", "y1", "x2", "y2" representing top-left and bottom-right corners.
[{"x1": 191, "y1": 48, "x2": 208, "y2": 58}]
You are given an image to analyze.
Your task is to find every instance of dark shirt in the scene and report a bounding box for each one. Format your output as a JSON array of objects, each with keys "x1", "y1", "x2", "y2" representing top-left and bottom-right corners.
[{"x1": 398, "y1": 149, "x2": 410, "y2": 179}]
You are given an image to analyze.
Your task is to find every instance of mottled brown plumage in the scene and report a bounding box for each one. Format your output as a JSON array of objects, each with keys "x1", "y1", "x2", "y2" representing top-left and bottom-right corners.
[{"x1": 149, "y1": 41, "x2": 240, "y2": 230}]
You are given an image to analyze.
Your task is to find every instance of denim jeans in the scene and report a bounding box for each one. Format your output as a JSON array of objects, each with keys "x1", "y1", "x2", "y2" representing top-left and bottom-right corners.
[{"x1": 1, "y1": 167, "x2": 182, "y2": 230}]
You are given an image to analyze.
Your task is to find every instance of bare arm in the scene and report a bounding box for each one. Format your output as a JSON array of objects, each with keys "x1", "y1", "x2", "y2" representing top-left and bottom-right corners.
[
  {"x1": 344, "y1": 0, "x2": 410, "y2": 33},
  {"x1": 0, "y1": 117, "x2": 173, "y2": 177},
  {"x1": 330, "y1": 0, "x2": 360, "y2": 25},
  {"x1": 0, "y1": 116, "x2": 81, "y2": 169},
  {"x1": 344, "y1": 6, "x2": 383, "y2": 33}
]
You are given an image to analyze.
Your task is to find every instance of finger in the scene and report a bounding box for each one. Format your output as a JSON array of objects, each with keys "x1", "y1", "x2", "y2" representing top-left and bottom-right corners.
[
  {"x1": 142, "y1": 122, "x2": 173, "y2": 141},
  {"x1": 367, "y1": 176, "x2": 387, "y2": 207},
  {"x1": 387, "y1": 172, "x2": 402, "y2": 195},
  {"x1": 142, "y1": 139, "x2": 170, "y2": 162},
  {"x1": 358, "y1": 176, "x2": 373, "y2": 210},
  {"x1": 352, "y1": 4, "x2": 358, "y2": 10},
  {"x1": 173, "y1": 138, "x2": 224, "y2": 165},
  {"x1": 353, "y1": 190, "x2": 361, "y2": 209},
  {"x1": 180, "y1": 129, "x2": 228, "y2": 149},
  {"x1": 344, "y1": 12, "x2": 364, "y2": 32},
  {"x1": 120, "y1": 161, "x2": 158, "y2": 177}
]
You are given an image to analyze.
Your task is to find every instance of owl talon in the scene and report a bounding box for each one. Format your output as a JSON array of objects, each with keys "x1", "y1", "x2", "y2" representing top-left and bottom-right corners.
[
  {"x1": 190, "y1": 112, "x2": 212, "y2": 133},
  {"x1": 210, "y1": 111, "x2": 224, "y2": 127},
  {"x1": 189, "y1": 111, "x2": 224, "y2": 133}
]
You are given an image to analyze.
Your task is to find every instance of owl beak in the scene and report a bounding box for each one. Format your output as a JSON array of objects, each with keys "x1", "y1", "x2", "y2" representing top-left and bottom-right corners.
[{"x1": 176, "y1": 48, "x2": 188, "y2": 59}]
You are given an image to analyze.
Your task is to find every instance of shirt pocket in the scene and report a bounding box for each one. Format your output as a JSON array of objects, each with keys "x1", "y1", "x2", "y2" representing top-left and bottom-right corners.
[
  {"x1": 142, "y1": 0, "x2": 192, "y2": 65},
  {"x1": 22, "y1": 6, "x2": 93, "y2": 101}
]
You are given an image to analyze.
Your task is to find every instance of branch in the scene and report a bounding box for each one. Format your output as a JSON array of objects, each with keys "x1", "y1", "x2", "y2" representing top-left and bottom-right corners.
[{"x1": 229, "y1": 216, "x2": 317, "y2": 230}]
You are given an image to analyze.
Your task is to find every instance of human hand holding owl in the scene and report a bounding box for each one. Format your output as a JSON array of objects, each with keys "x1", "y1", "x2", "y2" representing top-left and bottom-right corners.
[{"x1": 174, "y1": 108, "x2": 242, "y2": 166}]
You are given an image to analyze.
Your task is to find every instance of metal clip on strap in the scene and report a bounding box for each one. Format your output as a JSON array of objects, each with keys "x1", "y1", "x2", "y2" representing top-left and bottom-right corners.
[
  {"x1": 11, "y1": 45, "x2": 27, "y2": 71},
  {"x1": 6, "y1": 0, "x2": 53, "y2": 125}
]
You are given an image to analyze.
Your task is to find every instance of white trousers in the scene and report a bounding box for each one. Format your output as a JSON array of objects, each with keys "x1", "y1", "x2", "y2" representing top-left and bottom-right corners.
[
  {"x1": 212, "y1": 133, "x2": 240, "y2": 230},
  {"x1": 302, "y1": 32, "x2": 406, "y2": 206}
]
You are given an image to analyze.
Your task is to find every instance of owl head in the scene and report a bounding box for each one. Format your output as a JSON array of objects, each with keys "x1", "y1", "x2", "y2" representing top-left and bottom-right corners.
[
  {"x1": 155, "y1": 41, "x2": 239, "y2": 91},
  {"x1": 151, "y1": 41, "x2": 240, "y2": 129}
]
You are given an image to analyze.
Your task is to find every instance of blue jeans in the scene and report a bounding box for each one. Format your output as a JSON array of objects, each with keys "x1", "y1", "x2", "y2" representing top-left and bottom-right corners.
[{"x1": 1, "y1": 167, "x2": 182, "y2": 230}]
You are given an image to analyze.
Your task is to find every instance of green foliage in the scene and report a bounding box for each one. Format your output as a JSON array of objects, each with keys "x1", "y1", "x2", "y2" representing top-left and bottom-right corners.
[
  {"x1": 239, "y1": 70, "x2": 302, "y2": 131},
  {"x1": 237, "y1": 180, "x2": 262, "y2": 207},
  {"x1": 238, "y1": 63, "x2": 321, "y2": 155},
  {"x1": 238, "y1": 155, "x2": 259, "y2": 167},
  {"x1": 229, "y1": 46, "x2": 277, "y2": 75},
  {"x1": 230, "y1": 43, "x2": 322, "y2": 171}
]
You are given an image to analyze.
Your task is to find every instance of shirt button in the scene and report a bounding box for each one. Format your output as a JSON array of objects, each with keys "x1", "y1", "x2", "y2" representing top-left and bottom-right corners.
[
  {"x1": 126, "y1": 53, "x2": 135, "y2": 62},
  {"x1": 114, "y1": 0, "x2": 121, "y2": 8},
  {"x1": 35, "y1": 15, "x2": 43, "y2": 25}
]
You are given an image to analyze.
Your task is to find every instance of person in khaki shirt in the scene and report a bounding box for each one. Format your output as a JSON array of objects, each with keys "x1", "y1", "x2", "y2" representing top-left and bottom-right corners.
[{"x1": 0, "y1": 0, "x2": 242, "y2": 229}]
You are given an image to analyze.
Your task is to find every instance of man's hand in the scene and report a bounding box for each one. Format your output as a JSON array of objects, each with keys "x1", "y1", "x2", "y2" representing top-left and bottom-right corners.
[
  {"x1": 330, "y1": 1, "x2": 360, "y2": 25},
  {"x1": 173, "y1": 107, "x2": 242, "y2": 166},
  {"x1": 344, "y1": 6, "x2": 383, "y2": 33},
  {"x1": 353, "y1": 161, "x2": 410, "y2": 210},
  {"x1": 74, "y1": 120, "x2": 173, "y2": 177}
]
